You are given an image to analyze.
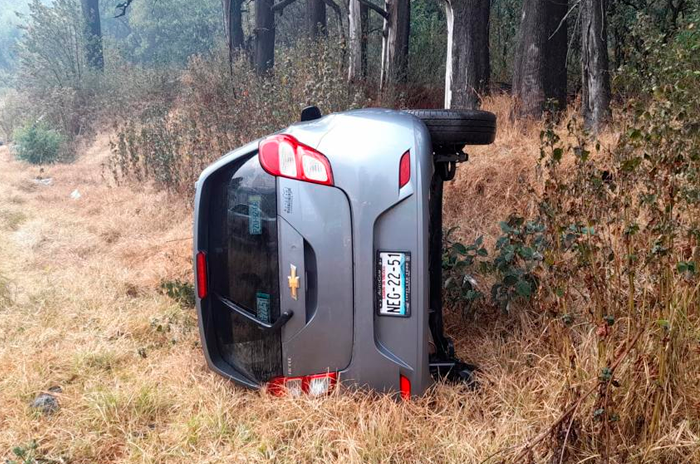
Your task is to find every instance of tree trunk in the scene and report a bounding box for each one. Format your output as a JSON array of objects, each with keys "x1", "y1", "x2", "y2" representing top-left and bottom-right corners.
[
  {"x1": 255, "y1": 0, "x2": 276, "y2": 74},
  {"x1": 512, "y1": 0, "x2": 568, "y2": 118},
  {"x1": 223, "y1": 0, "x2": 245, "y2": 65},
  {"x1": 307, "y1": 0, "x2": 327, "y2": 38},
  {"x1": 380, "y1": 0, "x2": 410, "y2": 90},
  {"x1": 443, "y1": 0, "x2": 491, "y2": 110},
  {"x1": 581, "y1": 0, "x2": 611, "y2": 132},
  {"x1": 545, "y1": 0, "x2": 567, "y2": 111},
  {"x1": 81, "y1": 0, "x2": 103, "y2": 71},
  {"x1": 361, "y1": 4, "x2": 369, "y2": 78},
  {"x1": 348, "y1": 0, "x2": 362, "y2": 82}
]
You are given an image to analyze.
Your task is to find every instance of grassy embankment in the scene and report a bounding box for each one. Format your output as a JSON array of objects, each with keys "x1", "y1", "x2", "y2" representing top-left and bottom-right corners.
[{"x1": 0, "y1": 96, "x2": 697, "y2": 463}]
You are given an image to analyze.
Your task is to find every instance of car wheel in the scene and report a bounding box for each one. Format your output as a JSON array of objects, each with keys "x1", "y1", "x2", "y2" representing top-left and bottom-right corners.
[{"x1": 405, "y1": 109, "x2": 497, "y2": 146}]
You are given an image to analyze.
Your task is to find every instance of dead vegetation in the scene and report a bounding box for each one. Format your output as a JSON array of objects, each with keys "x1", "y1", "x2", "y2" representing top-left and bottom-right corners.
[{"x1": 1, "y1": 93, "x2": 699, "y2": 463}]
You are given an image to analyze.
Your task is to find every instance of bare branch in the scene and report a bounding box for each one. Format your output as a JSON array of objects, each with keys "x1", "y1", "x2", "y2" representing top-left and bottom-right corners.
[
  {"x1": 114, "y1": 0, "x2": 134, "y2": 18},
  {"x1": 271, "y1": 0, "x2": 300, "y2": 12},
  {"x1": 548, "y1": 0, "x2": 581, "y2": 40},
  {"x1": 320, "y1": 0, "x2": 345, "y2": 38},
  {"x1": 358, "y1": 0, "x2": 388, "y2": 19}
]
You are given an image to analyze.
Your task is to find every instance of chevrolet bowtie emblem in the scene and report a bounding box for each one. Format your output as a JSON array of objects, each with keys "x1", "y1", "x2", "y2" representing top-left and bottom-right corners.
[{"x1": 288, "y1": 264, "x2": 300, "y2": 300}]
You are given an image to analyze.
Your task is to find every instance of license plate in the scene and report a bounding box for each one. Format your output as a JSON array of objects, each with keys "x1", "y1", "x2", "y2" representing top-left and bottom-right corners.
[{"x1": 377, "y1": 252, "x2": 411, "y2": 317}]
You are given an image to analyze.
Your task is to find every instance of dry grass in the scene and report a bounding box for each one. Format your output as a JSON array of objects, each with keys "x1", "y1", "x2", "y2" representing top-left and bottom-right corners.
[
  {"x1": 443, "y1": 94, "x2": 619, "y2": 247},
  {"x1": 0, "y1": 98, "x2": 698, "y2": 463}
]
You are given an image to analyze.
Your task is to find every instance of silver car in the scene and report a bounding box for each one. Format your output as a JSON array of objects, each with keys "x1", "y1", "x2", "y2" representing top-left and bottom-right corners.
[{"x1": 194, "y1": 108, "x2": 496, "y2": 397}]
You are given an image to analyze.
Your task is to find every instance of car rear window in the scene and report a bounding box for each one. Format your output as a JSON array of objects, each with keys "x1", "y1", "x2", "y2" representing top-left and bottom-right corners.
[{"x1": 208, "y1": 154, "x2": 282, "y2": 382}]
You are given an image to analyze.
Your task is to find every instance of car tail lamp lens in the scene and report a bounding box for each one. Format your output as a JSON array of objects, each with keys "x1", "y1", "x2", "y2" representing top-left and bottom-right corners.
[
  {"x1": 400, "y1": 375, "x2": 411, "y2": 400},
  {"x1": 399, "y1": 150, "x2": 410, "y2": 188},
  {"x1": 307, "y1": 373, "x2": 336, "y2": 396},
  {"x1": 259, "y1": 134, "x2": 333, "y2": 186},
  {"x1": 283, "y1": 378, "x2": 304, "y2": 397},
  {"x1": 268, "y1": 372, "x2": 338, "y2": 397},
  {"x1": 278, "y1": 141, "x2": 298, "y2": 177},
  {"x1": 196, "y1": 251, "x2": 208, "y2": 299}
]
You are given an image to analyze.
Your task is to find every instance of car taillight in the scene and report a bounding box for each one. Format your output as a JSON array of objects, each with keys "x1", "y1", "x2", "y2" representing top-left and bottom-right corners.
[
  {"x1": 196, "y1": 251, "x2": 208, "y2": 299},
  {"x1": 268, "y1": 372, "x2": 338, "y2": 397},
  {"x1": 399, "y1": 150, "x2": 410, "y2": 188},
  {"x1": 259, "y1": 134, "x2": 334, "y2": 186},
  {"x1": 400, "y1": 374, "x2": 411, "y2": 400}
]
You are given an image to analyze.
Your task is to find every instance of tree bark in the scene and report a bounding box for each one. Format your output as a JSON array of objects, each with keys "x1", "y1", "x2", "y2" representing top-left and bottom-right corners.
[
  {"x1": 223, "y1": 0, "x2": 245, "y2": 65},
  {"x1": 443, "y1": 0, "x2": 491, "y2": 110},
  {"x1": 307, "y1": 0, "x2": 327, "y2": 38},
  {"x1": 255, "y1": 0, "x2": 276, "y2": 74},
  {"x1": 380, "y1": 0, "x2": 410, "y2": 90},
  {"x1": 348, "y1": 0, "x2": 363, "y2": 82},
  {"x1": 512, "y1": 0, "x2": 568, "y2": 118},
  {"x1": 361, "y1": 4, "x2": 369, "y2": 78},
  {"x1": 581, "y1": 0, "x2": 611, "y2": 132},
  {"x1": 81, "y1": 0, "x2": 103, "y2": 71},
  {"x1": 545, "y1": 0, "x2": 567, "y2": 111}
]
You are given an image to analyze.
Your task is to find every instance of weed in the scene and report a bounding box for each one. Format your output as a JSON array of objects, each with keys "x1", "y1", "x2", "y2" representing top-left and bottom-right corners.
[
  {"x1": 0, "y1": 209, "x2": 27, "y2": 231},
  {"x1": 7, "y1": 440, "x2": 39, "y2": 464},
  {"x1": 489, "y1": 215, "x2": 545, "y2": 312},
  {"x1": 0, "y1": 273, "x2": 11, "y2": 308},
  {"x1": 443, "y1": 217, "x2": 545, "y2": 314},
  {"x1": 86, "y1": 384, "x2": 173, "y2": 435},
  {"x1": 74, "y1": 349, "x2": 121, "y2": 373},
  {"x1": 159, "y1": 279, "x2": 195, "y2": 308},
  {"x1": 442, "y1": 227, "x2": 487, "y2": 315}
]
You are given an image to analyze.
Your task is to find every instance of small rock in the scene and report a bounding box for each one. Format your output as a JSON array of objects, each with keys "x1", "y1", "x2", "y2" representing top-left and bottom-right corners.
[
  {"x1": 30, "y1": 393, "x2": 59, "y2": 415},
  {"x1": 32, "y1": 177, "x2": 53, "y2": 186},
  {"x1": 70, "y1": 189, "x2": 81, "y2": 200}
]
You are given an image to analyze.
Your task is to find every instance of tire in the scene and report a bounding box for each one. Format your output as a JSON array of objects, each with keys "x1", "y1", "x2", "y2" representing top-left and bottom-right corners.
[{"x1": 404, "y1": 109, "x2": 497, "y2": 146}]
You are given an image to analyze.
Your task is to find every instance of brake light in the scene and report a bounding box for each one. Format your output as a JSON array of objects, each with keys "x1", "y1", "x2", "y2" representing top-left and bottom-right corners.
[
  {"x1": 268, "y1": 372, "x2": 338, "y2": 397},
  {"x1": 196, "y1": 251, "x2": 208, "y2": 299},
  {"x1": 259, "y1": 134, "x2": 334, "y2": 186},
  {"x1": 399, "y1": 150, "x2": 410, "y2": 188},
  {"x1": 400, "y1": 374, "x2": 411, "y2": 400}
]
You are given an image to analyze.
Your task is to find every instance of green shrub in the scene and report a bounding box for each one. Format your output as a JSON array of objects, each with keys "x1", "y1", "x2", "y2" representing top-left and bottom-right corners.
[
  {"x1": 442, "y1": 228, "x2": 487, "y2": 316},
  {"x1": 13, "y1": 123, "x2": 65, "y2": 164},
  {"x1": 159, "y1": 279, "x2": 195, "y2": 308},
  {"x1": 489, "y1": 216, "x2": 545, "y2": 312},
  {"x1": 442, "y1": 219, "x2": 545, "y2": 315}
]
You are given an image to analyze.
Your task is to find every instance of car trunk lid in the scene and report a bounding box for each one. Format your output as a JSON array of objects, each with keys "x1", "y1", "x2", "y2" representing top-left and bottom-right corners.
[{"x1": 276, "y1": 177, "x2": 353, "y2": 378}]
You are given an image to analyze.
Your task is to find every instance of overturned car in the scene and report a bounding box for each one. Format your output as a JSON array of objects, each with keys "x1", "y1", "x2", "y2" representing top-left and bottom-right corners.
[{"x1": 193, "y1": 107, "x2": 496, "y2": 397}]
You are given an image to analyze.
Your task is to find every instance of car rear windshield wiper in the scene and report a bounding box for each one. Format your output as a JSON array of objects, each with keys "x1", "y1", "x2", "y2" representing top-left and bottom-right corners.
[{"x1": 215, "y1": 293, "x2": 294, "y2": 332}]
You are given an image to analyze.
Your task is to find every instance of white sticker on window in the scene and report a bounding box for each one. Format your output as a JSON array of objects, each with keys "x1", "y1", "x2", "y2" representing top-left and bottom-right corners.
[{"x1": 249, "y1": 195, "x2": 262, "y2": 235}]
